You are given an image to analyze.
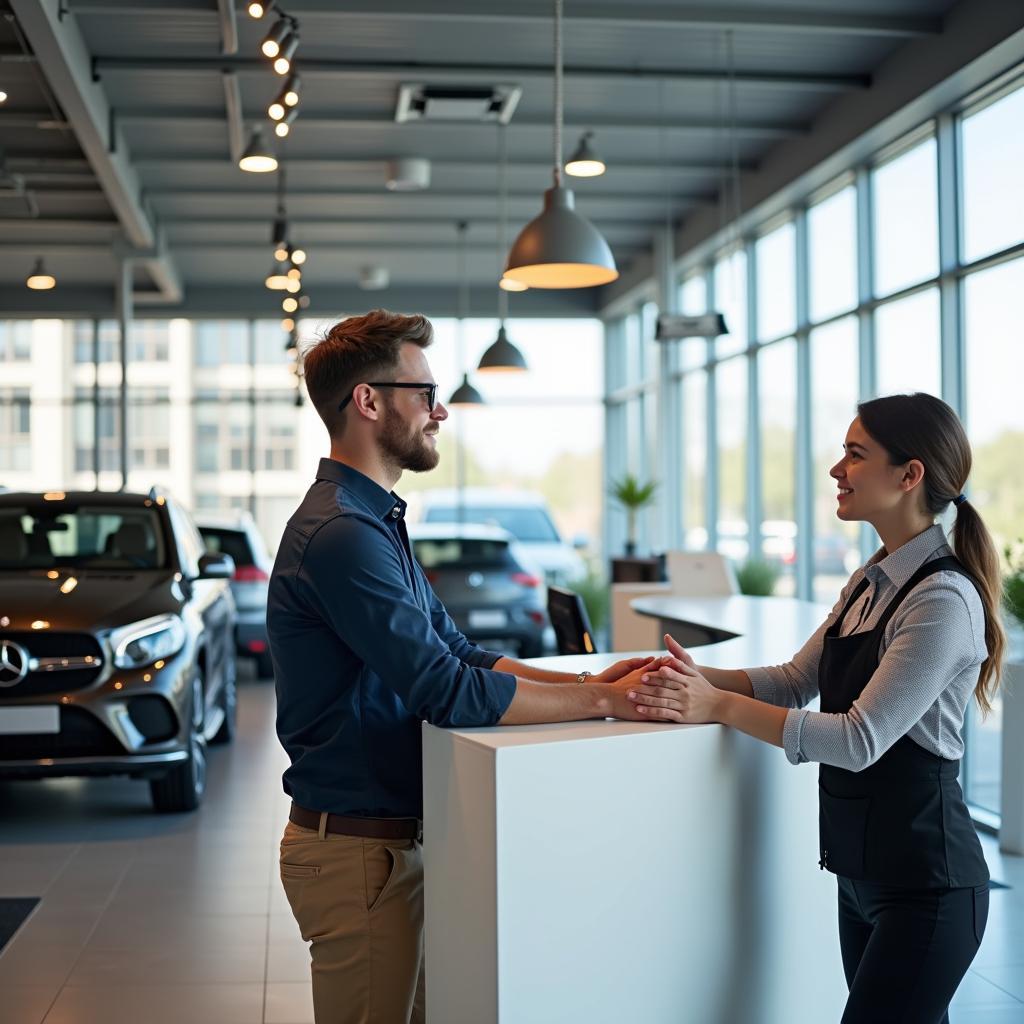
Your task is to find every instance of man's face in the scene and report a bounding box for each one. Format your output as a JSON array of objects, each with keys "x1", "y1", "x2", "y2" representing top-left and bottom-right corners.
[{"x1": 377, "y1": 343, "x2": 448, "y2": 473}]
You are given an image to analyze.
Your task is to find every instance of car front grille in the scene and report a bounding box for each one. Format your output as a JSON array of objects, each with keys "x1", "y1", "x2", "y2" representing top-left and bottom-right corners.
[
  {"x1": 0, "y1": 631, "x2": 104, "y2": 697},
  {"x1": 0, "y1": 706, "x2": 125, "y2": 760}
]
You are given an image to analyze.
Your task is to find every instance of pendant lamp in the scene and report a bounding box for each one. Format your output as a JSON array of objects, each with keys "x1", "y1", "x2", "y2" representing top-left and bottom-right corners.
[
  {"x1": 239, "y1": 128, "x2": 277, "y2": 173},
  {"x1": 504, "y1": 0, "x2": 617, "y2": 289},
  {"x1": 565, "y1": 131, "x2": 606, "y2": 177},
  {"x1": 479, "y1": 124, "x2": 528, "y2": 373},
  {"x1": 447, "y1": 221, "x2": 485, "y2": 406}
]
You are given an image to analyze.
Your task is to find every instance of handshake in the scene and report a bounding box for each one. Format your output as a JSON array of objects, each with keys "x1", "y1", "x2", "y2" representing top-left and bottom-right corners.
[{"x1": 591, "y1": 634, "x2": 722, "y2": 725}]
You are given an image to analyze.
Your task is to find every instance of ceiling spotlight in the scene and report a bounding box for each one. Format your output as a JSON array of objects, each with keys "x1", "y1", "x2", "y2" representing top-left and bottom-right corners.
[
  {"x1": 281, "y1": 317, "x2": 295, "y2": 332},
  {"x1": 261, "y1": 17, "x2": 289, "y2": 58},
  {"x1": 274, "y1": 243, "x2": 289, "y2": 262},
  {"x1": 499, "y1": 275, "x2": 529, "y2": 292},
  {"x1": 274, "y1": 108, "x2": 298, "y2": 138},
  {"x1": 265, "y1": 262, "x2": 291, "y2": 290},
  {"x1": 565, "y1": 131, "x2": 606, "y2": 177},
  {"x1": 0, "y1": 91, "x2": 7, "y2": 104},
  {"x1": 287, "y1": 266, "x2": 301, "y2": 280},
  {"x1": 26, "y1": 257, "x2": 55, "y2": 290},
  {"x1": 273, "y1": 31, "x2": 299, "y2": 75},
  {"x1": 268, "y1": 101, "x2": 285, "y2": 121},
  {"x1": 283, "y1": 74, "x2": 301, "y2": 107},
  {"x1": 247, "y1": 0, "x2": 274, "y2": 17},
  {"x1": 289, "y1": 246, "x2": 306, "y2": 265},
  {"x1": 282, "y1": 295, "x2": 299, "y2": 313},
  {"x1": 238, "y1": 128, "x2": 277, "y2": 173},
  {"x1": 286, "y1": 277, "x2": 301, "y2": 293}
]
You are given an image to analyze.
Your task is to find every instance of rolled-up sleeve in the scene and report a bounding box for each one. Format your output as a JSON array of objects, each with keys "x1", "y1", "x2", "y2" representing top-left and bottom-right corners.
[
  {"x1": 781, "y1": 581, "x2": 983, "y2": 769},
  {"x1": 299, "y1": 516, "x2": 516, "y2": 727}
]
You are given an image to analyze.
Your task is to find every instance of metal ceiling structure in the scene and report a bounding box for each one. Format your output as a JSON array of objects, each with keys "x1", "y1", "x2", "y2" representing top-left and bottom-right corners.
[{"x1": 0, "y1": 0, "x2": 1020, "y2": 319}]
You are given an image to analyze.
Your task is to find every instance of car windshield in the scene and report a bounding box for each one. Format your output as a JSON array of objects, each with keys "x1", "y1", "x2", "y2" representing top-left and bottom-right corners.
[
  {"x1": 424, "y1": 507, "x2": 560, "y2": 543},
  {"x1": 412, "y1": 538, "x2": 515, "y2": 571},
  {"x1": 0, "y1": 505, "x2": 168, "y2": 570}
]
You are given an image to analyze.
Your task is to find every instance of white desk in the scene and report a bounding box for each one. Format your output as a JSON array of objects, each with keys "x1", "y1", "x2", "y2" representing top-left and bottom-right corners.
[{"x1": 422, "y1": 596, "x2": 845, "y2": 1024}]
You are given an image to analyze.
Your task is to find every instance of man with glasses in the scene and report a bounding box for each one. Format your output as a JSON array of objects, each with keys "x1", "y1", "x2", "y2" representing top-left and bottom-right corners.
[{"x1": 268, "y1": 309, "x2": 662, "y2": 1024}]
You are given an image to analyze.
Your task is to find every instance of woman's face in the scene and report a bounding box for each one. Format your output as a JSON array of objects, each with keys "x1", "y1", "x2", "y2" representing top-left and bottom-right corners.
[{"x1": 829, "y1": 417, "x2": 924, "y2": 522}]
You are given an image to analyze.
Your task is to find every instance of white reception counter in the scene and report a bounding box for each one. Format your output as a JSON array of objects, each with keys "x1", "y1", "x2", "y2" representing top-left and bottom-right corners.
[{"x1": 422, "y1": 595, "x2": 846, "y2": 1024}]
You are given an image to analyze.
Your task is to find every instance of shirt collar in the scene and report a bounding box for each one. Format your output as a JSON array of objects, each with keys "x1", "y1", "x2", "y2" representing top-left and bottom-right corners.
[
  {"x1": 315, "y1": 457, "x2": 406, "y2": 522},
  {"x1": 866, "y1": 523, "x2": 949, "y2": 589}
]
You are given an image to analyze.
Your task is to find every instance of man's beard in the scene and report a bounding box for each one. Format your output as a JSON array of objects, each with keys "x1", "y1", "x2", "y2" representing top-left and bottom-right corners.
[{"x1": 379, "y1": 403, "x2": 439, "y2": 473}]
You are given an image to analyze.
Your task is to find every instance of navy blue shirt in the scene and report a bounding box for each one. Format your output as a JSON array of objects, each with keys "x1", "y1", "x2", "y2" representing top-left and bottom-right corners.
[{"x1": 268, "y1": 458, "x2": 517, "y2": 818}]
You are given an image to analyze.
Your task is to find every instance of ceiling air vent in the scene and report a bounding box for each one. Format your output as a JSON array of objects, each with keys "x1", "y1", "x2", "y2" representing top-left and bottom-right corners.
[{"x1": 395, "y1": 83, "x2": 522, "y2": 124}]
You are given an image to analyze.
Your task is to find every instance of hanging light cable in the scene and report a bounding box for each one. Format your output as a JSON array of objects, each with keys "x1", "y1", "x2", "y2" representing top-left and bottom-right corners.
[
  {"x1": 448, "y1": 221, "x2": 485, "y2": 405},
  {"x1": 480, "y1": 124, "x2": 528, "y2": 373},
  {"x1": 504, "y1": 0, "x2": 617, "y2": 289},
  {"x1": 499, "y1": 117, "x2": 528, "y2": 294}
]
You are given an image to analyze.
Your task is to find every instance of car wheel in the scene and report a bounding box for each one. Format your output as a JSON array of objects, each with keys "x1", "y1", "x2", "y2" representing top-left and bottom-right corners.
[
  {"x1": 211, "y1": 657, "x2": 237, "y2": 745},
  {"x1": 255, "y1": 651, "x2": 274, "y2": 680},
  {"x1": 150, "y1": 670, "x2": 208, "y2": 813}
]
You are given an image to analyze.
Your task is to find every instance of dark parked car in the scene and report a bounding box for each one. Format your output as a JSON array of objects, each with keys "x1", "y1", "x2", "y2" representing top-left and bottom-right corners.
[
  {"x1": 197, "y1": 511, "x2": 274, "y2": 678},
  {"x1": 409, "y1": 522, "x2": 548, "y2": 658},
  {"x1": 0, "y1": 489, "x2": 237, "y2": 812}
]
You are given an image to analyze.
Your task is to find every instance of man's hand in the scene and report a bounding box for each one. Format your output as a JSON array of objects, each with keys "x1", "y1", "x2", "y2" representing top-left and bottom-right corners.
[{"x1": 592, "y1": 655, "x2": 664, "y2": 684}]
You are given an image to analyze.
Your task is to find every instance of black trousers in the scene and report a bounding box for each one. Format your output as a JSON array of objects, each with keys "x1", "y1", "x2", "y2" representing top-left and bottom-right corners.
[{"x1": 837, "y1": 876, "x2": 989, "y2": 1024}]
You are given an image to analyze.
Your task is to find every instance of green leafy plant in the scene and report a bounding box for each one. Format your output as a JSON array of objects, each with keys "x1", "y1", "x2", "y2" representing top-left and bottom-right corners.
[
  {"x1": 735, "y1": 558, "x2": 780, "y2": 597},
  {"x1": 1004, "y1": 540, "x2": 1024, "y2": 629},
  {"x1": 609, "y1": 474, "x2": 658, "y2": 556},
  {"x1": 573, "y1": 566, "x2": 610, "y2": 635}
]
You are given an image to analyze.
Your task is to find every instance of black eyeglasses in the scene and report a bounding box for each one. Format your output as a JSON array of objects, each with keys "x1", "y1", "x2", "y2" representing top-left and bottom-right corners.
[{"x1": 338, "y1": 382, "x2": 438, "y2": 413}]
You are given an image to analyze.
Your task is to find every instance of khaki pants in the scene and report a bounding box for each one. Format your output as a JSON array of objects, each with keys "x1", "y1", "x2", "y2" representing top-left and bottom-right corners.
[{"x1": 279, "y1": 819, "x2": 425, "y2": 1024}]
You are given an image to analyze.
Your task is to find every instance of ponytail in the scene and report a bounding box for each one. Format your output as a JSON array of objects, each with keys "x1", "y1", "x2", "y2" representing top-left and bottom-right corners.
[{"x1": 952, "y1": 499, "x2": 1006, "y2": 716}]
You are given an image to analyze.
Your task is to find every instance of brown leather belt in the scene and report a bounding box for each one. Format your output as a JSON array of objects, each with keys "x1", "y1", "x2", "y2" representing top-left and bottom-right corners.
[{"x1": 290, "y1": 803, "x2": 422, "y2": 841}]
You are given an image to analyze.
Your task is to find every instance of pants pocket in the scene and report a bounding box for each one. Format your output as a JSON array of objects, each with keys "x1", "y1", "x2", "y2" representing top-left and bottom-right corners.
[
  {"x1": 364, "y1": 842, "x2": 400, "y2": 914},
  {"x1": 973, "y1": 884, "x2": 989, "y2": 946},
  {"x1": 819, "y1": 784, "x2": 870, "y2": 878},
  {"x1": 280, "y1": 862, "x2": 321, "y2": 881}
]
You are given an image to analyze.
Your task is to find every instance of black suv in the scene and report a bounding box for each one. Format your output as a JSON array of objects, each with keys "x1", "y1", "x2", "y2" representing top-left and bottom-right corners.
[{"x1": 0, "y1": 489, "x2": 237, "y2": 812}]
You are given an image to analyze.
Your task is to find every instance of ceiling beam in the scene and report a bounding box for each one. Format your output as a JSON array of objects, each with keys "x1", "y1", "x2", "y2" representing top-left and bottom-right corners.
[
  {"x1": 68, "y1": 1, "x2": 942, "y2": 39},
  {"x1": 119, "y1": 112, "x2": 807, "y2": 139},
  {"x1": 8, "y1": 0, "x2": 182, "y2": 303},
  {"x1": 130, "y1": 157, "x2": 758, "y2": 175},
  {"x1": 144, "y1": 187, "x2": 706, "y2": 203},
  {"x1": 93, "y1": 57, "x2": 867, "y2": 92}
]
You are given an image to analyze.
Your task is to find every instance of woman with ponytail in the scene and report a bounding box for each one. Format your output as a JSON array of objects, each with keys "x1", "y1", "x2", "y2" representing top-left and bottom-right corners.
[{"x1": 628, "y1": 393, "x2": 1005, "y2": 1024}]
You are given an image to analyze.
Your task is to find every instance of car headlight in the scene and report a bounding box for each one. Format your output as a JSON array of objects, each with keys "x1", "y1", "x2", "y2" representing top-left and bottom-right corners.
[{"x1": 110, "y1": 614, "x2": 187, "y2": 670}]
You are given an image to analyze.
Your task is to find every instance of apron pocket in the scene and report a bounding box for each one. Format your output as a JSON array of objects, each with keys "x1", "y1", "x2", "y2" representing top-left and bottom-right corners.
[{"x1": 819, "y1": 783, "x2": 869, "y2": 878}]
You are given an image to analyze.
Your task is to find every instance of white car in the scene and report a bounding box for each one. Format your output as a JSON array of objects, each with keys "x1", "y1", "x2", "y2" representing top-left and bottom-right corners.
[{"x1": 415, "y1": 489, "x2": 587, "y2": 587}]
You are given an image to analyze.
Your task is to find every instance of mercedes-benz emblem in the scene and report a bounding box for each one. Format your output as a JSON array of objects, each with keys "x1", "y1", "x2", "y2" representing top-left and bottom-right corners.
[{"x1": 0, "y1": 640, "x2": 30, "y2": 687}]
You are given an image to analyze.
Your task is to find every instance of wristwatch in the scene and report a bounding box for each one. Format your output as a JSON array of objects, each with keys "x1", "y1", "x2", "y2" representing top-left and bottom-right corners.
[{"x1": 576, "y1": 670, "x2": 592, "y2": 685}]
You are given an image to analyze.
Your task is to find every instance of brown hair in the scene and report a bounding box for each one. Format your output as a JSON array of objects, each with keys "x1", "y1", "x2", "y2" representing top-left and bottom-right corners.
[
  {"x1": 857, "y1": 393, "x2": 1006, "y2": 715},
  {"x1": 302, "y1": 309, "x2": 433, "y2": 434}
]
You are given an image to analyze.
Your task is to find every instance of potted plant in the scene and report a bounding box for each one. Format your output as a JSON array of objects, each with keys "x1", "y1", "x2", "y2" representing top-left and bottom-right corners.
[
  {"x1": 609, "y1": 474, "x2": 658, "y2": 557},
  {"x1": 735, "y1": 558, "x2": 781, "y2": 597},
  {"x1": 1004, "y1": 540, "x2": 1024, "y2": 635}
]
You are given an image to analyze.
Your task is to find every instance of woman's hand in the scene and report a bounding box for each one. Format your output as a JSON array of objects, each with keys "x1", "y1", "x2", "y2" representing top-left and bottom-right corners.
[
  {"x1": 592, "y1": 655, "x2": 666, "y2": 684},
  {"x1": 626, "y1": 657, "x2": 726, "y2": 724}
]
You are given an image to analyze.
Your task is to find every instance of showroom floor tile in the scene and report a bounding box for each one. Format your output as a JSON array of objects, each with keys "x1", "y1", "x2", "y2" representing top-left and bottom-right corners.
[{"x1": 1, "y1": 672, "x2": 1023, "y2": 1023}]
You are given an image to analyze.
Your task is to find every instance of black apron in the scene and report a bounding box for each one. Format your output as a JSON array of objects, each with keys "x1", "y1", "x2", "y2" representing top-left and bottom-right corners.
[{"x1": 817, "y1": 555, "x2": 989, "y2": 889}]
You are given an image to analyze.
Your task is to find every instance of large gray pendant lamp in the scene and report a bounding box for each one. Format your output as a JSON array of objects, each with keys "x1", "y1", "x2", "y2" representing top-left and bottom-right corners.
[
  {"x1": 503, "y1": 0, "x2": 618, "y2": 289},
  {"x1": 479, "y1": 125, "x2": 528, "y2": 374},
  {"x1": 447, "y1": 221, "x2": 485, "y2": 406}
]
